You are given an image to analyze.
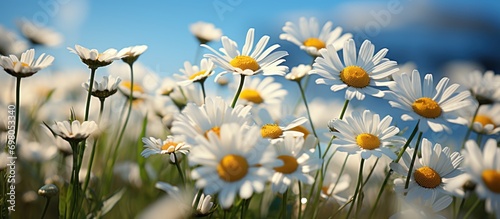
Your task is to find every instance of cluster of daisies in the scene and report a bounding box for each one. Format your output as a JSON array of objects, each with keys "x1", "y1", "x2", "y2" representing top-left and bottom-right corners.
[{"x1": 1, "y1": 17, "x2": 500, "y2": 219}]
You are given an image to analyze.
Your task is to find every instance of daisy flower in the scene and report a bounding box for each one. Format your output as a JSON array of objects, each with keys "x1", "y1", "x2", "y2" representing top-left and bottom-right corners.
[
  {"x1": 285, "y1": 64, "x2": 312, "y2": 82},
  {"x1": 17, "y1": 19, "x2": 63, "y2": 47},
  {"x1": 391, "y1": 138, "x2": 464, "y2": 201},
  {"x1": 202, "y1": 28, "x2": 288, "y2": 80},
  {"x1": 257, "y1": 108, "x2": 309, "y2": 140},
  {"x1": 141, "y1": 135, "x2": 191, "y2": 163},
  {"x1": 271, "y1": 134, "x2": 322, "y2": 193},
  {"x1": 455, "y1": 70, "x2": 500, "y2": 105},
  {"x1": 237, "y1": 76, "x2": 287, "y2": 106},
  {"x1": 155, "y1": 182, "x2": 214, "y2": 217},
  {"x1": 0, "y1": 25, "x2": 28, "y2": 56},
  {"x1": 320, "y1": 172, "x2": 350, "y2": 204},
  {"x1": 310, "y1": 39, "x2": 398, "y2": 100},
  {"x1": 330, "y1": 110, "x2": 406, "y2": 160},
  {"x1": 0, "y1": 48, "x2": 54, "y2": 78},
  {"x1": 384, "y1": 69, "x2": 474, "y2": 133},
  {"x1": 171, "y1": 96, "x2": 253, "y2": 145},
  {"x1": 174, "y1": 58, "x2": 216, "y2": 86},
  {"x1": 457, "y1": 139, "x2": 500, "y2": 217},
  {"x1": 280, "y1": 17, "x2": 352, "y2": 57},
  {"x1": 82, "y1": 75, "x2": 122, "y2": 99},
  {"x1": 190, "y1": 21, "x2": 222, "y2": 44},
  {"x1": 118, "y1": 45, "x2": 148, "y2": 65},
  {"x1": 189, "y1": 123, "x2": 280, "y2": 209},
  {"x1": 390, "y1": 193, "x2": 453, "y2": 219},
  {"x1": 471, "y1": 104, "x2": 500, "y2": 135},
  {"x1": 47, "y1": 120, "x2": 98, "y2": 143},
  {"x1": 68, "y1": 45, "x2": 122, "y2": 69}
]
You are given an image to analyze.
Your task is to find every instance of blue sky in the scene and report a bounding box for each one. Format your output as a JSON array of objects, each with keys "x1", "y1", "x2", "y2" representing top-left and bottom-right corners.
[{"x1": 2, "y1": 0, "x2": 500, "y2": 75}]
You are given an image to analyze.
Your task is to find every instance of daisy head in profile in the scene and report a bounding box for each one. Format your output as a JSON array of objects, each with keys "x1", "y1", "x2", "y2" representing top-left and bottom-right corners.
[
  {"x1": 17, "y1": 18, "x2": 63, "y2": 47},
  {"x1": 189, "y1": 123, "x2": 280, "y2": 209},
  {"x1": 470, "y1": 104, "x2": 500, "y2": 135},
  {"x1": 285, "y1": 64, "x2": 312, "y2": 82},
  {"x1": 118, "y1": 45, "x2": 148, "y2": 65},
  {"x1": 68, "y1": 45, "x2": 122, "y2": 69},
  {"x1": 46, "y1": 120, "x2": 98, "y2": 144},
  {"x1": 202, "y1": 28, "x2": 288, "y2": 81},
  {"x1": 190, "y1": 21, "x2": 222, "y2": 44},
  {"x1": 450, "y1": 139, "x2": 500, "y2": 217},
  {"x1": 310, "y1": 39, "x2": 398, "y2": 101},
  {"x1": 454, "y1": 70, "x2": 500, "y2": 105},
  {"x1": 280, "y1": 17, "x2": 352, "y2": 57},
  {"x1": 330, "y1": 110, "x2": 406, "y2": 160},
  {"x1": 384, "y1": 69, "x2": 475, "y2": 133},
  {"x1": 82, "y1": 75, "x2": 122, "y2": 99},
  {"x1": 0, "y1": 48, "x2": 54, "y2": 78},
  {"x1": 174, "y1": 58, "x2": 216, "y2": 86},
  {"x1": 141, "y1": 135, "x2": 191, "y2": 163}
]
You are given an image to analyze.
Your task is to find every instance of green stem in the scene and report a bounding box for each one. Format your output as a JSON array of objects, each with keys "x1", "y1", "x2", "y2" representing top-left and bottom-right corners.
[
  {"x1": 456, "y1": 194, "x2": 467, "y2": 218},
  {"x1": 328, "y1": 154, "x2": 349, "y2": 197},
  {"x1": 308, "y1": 99, "x2": 349, "y2": 218},
  {"x1": 461, "y1": 105, "x2": 480, "y2": 149},
  {"x1": 298, "y1": 182, "x2": 303, "y2": 219},
  {"x1": 40, "y1": 198, "x2": 51, "y2": 219},
  {"x1": 369, "y1": 121, "x2": 419, "y2": 217},
  {"x1": 13, "y1": 77, "x2": 21, "y2": 154},
  {"x1": 68, "y1": 141, "x2": 80, "y2": 219},
  {"x1": 463, "y1": 198, "x2": 480, "y2": 219},
  {"x1": 281, "y1": 190, "x2": 288, "y2": 219},
  {"x1": 82, "y1": 99, "x2": 105, "y2": 197},
  {"x1": 173, "y1": 153, "x2": 185, "y2": 185},
  {"x1": 241, "y1": 197, "x2": 252, "y2": 219},
  {"x1": 339, "y1": 99, "x2": 349, "y2": 120},
  {"x1": 108, "y1": 63, "x2": 135, "y2": 188},
  {"x1": 231, "y1": 75, "x2": 246, "y2": 108},
  {"x1": 361, "y1": 157, "x2": 379, "y2": 188},
  {"x1": 329, "y1": 198, "x2": 353, "y2": 219},
  {"x1": 345, "y1": 158, "x2": 365, "y2": 219},
  {"x1": 199, "y1": 80, "x2": 207, "y2": 101},
  {"x1": 292, "y1": 57, "x2": 315, "y2": 114},
  {"x1": 404, "y1": 131, "x2": 423, "y2": 190},
  {"x1": 84, "y1": 68, "x2": 97, "y2": 121},
  {"x1": 297, "y1": 81, "x2": 321, "y2": 157}
]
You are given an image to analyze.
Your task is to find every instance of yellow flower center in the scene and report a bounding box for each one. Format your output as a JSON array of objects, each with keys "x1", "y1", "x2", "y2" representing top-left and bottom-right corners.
[
  {"x1": 13, "y1": 62, "x2": 29, "y2": 67},
  {"x1": 121, "y1": 81, "x2": 144, "y2": 93},
  {"x1": 289, "y1": 125, "x2": 310, "y2": 138},
  {"x1": 189, "y1": 70, "x2": 207, "y2": 80},
  {"x1": 303, "y1": 38, "x2": 326, "y2": 50},
  {"x1": 356, "y1": 133, "x2": 380, "y2": 150},
  {"x1": 261, "y1": 124, "x2": 283, "y2": 139},
  {"x1": 340, "y1": 66, "x2": 370, "y2": 88},
  {"x1": 230, "y1": 55, "x2": 260, "y2": 71},
  {"x1": 161, "y1": 142, "x2": 178, "y2": 153},
  {"x1": 474, "y1": 115, "x2": 496, "y2": 127},
  {"x1": 412, "y1": 97, "x2": 442, "y2": 118},
  {"x1": 217, "y1": 154, "x2": 249, "y2": 182},
  {"x1": 321, "y1": 186, "x2": 331, "y2": 196},
  {"x1": 414, "y1": 166, "x2": 441, "y2": 188},
  {"x1": 274, "y1": 155, "x2": 299, "y2": 174},
  {"x1": 204, "y1": 126, "x2": 221, "y2": 138},
  {"x1": 240, "y1": 89, "x2": 263, "y2": 104},
  {"x1": 481, "y1": 169, "x2": 500, "y2": 193}
]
